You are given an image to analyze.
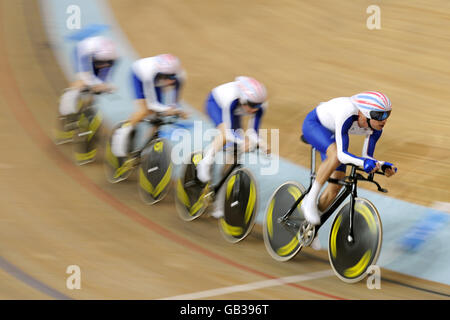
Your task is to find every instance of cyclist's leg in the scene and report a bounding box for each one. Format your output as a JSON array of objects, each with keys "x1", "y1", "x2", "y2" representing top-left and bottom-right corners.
[
  {"x1": 197, "y1": 93, "x2": 227, "y2": 183},
  {"x1": 111, "y1": 99, "x2": 151, "y2": 157},
  {"x1": 301, "y1": 109, "x2": 341, "y2": 224},
  {"x1": 60, "y1": 46, "x2": 91, "y2": 116},
  {"x1": 111, "y1": 72, "x2": 151, "y2": 158},
  {"x1": 59, "y1": 81, "x2": 84, "y2": 117},
  {"x1": 318, "y1": 148, "x2": 346, "y2": 211}
]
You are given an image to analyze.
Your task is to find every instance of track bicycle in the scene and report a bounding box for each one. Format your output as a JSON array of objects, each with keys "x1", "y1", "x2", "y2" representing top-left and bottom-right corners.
[
  {"x1": 54, "y1": 87, "x2": 104, "y2": 165},
  {"x1": 175, "y1": 142, "x2": 260, "y2": 243},
  {"x1": 263, "y1": 135, "x2": 390, "y2": 283},
  {"x1": 104, "y1": 114, "x2": 188, "y2": 205}
]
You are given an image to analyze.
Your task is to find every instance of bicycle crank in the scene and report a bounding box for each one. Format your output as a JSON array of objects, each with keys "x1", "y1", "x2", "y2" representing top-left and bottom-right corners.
[{"x1": 297, "y1": 221, "x2": 316, "y2": 247}]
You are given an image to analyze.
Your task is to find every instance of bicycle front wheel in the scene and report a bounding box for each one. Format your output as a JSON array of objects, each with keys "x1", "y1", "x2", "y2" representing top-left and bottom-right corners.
[
  {"x1": 219, "y1": 167, "x2": 258, "y2": 243},
  {"x1": 328, "y1": 198, "x2": 383, "y2": 283},
  {"x1": 263, "y1": 181, "x2": 306, "y2": 261}
]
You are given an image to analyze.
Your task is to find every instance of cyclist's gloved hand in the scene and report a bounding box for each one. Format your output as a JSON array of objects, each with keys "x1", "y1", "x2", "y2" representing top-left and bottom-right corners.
[
  {"x1": 363, "y1": 158, "x2": 378, "y2": 173},
  {"x1": 381, "y1": 161, "x2": 398, "y2": 176}
]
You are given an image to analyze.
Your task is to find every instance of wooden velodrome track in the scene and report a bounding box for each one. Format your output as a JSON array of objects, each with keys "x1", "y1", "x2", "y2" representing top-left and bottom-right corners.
[{"x1": 0, "y1": 0, "x2": 448, "y2": 299}]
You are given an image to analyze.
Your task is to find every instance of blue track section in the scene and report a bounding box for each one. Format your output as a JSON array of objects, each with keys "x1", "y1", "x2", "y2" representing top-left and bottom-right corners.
[{"x1": 40, "y1": 0, "x2": 450, "y2": 285}]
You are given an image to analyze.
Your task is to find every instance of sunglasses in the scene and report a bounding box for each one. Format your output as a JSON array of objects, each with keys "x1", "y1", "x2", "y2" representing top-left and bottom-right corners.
[
  {"x1": 94, "y1": 60, "x2": 115, "y2": 67},
  {"x1": 369, "y1": 110, "x2": 391, "y2": 121},
  {"x1": 246, "y1": 101, "x2": 262, "y2": 109},
  {"x1": 156, "y1": 73, "x2": 177, "y2": 81}
]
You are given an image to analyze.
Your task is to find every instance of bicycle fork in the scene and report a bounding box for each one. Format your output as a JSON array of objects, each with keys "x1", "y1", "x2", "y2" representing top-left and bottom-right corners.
[{"x1": 347, "y1": 169, "x2": 358, "y2": 244}]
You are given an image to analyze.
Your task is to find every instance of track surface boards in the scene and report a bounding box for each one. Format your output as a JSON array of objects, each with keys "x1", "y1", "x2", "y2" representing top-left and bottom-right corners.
[{"x1": 0, "y1": 0, "x2": 448, "y2": 299}]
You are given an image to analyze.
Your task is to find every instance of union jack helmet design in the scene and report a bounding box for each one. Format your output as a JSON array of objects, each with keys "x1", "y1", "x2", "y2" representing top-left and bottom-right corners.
[
  {"x1": 236, "y1": 76, "x2": 267, "y2": 105},
  {"x1": 93, "y1": 36, "x2": 118, "y2": 61},
  {"x1": 156, "y1": 54, "x2": 181, "y2": 75},
  {"x1": 350, "y1": 91, "x2": 392, "y2": 121}
]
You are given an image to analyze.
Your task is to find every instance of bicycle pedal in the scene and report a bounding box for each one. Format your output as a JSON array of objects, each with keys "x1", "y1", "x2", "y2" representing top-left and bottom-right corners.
[
  {"x1": 203, "y1": 190, "x2": 214, "y2": 200},
  {"x1": 78, "y1": 130, "x2": 93, "y2": 137}
]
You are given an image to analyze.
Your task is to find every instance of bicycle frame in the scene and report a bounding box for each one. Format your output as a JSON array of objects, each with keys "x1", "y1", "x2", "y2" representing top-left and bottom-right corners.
[
  {"x1": 212, "y1": 143, "x2": 241, "y2": 195},
  {"x1": 130, "y1": 116, "x2": 178, "y2": 157},
  {"x1": 280, "y1": 145, "x2": 386, "y2": 243}
]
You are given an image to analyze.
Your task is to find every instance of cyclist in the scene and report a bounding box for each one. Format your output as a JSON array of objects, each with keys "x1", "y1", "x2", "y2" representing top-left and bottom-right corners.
[
  {"x1": 195, "y1": 76, "x2": 270, "y2": 218},
  {"x1": 58, "y1": 36, "x2": 118, "y2": 123},
  {"x1": 301, "y1": 91, "x2": 397, "y2": 228},
  {"x1": 111, "y1": 54, "x2": 187, "y2": 157}
]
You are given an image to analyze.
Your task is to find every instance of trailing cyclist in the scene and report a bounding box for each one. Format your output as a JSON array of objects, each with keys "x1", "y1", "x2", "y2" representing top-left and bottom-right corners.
[
  {"x1": 56, "y1": 36, "x2": 118, "y2": 147},
  {"x1": 111, "y1": 53, "x2": 187, "y2": 158},
  {"x1": 195, "y1": 76, "x2": 271, "y2": 218}
]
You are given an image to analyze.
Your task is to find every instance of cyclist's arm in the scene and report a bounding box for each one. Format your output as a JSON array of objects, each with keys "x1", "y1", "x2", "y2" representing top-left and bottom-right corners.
[
  {"x1": 221, "y1": 100, "x2": 233, "y2": 133},
  {"x1": 133, "y1": 72, "x2": 171, "y2": 113},
  {"x1": 144, "y1": 81, "x2": 172, "y2": 113},
  {"x1": 129, "y1": 99, "x2": 153, "y2": 127},
  {"x1": 362, "y1": 130, "x2": 397, "y2": 175},
  {"x1": 76, "y1": 51, "x2": 104, "y2": 87},
  {"x1": 174, "y1": 70, "x2": 186, "y2": 103},
  {"x1": 334, "y1": 115, "x2": 366, "y2": 167},
  {"x1": 246, "y1": 107, "x2": 267, "y2": 152},
  {"x1": 222, "y1": 100, "x2": 242, "y2": 144},
  {"x1": 362, "y1": 129, "x2": 382, "y2": 160}
]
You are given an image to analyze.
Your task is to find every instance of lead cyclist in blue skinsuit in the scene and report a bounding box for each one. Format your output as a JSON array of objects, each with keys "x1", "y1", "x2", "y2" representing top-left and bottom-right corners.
[{"x1": 301, "y1": 91, "x2": 398, "y2": 233}]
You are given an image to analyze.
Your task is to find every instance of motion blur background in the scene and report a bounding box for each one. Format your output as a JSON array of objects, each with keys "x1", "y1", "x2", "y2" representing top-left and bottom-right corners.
[{"x1": 0, "y1": 0, "x2": 449, "y2": 299}]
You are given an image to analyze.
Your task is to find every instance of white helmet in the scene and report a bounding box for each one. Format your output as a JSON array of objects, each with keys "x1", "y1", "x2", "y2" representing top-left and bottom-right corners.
[
  {"x1": 93, "y1": 36, "x2": 118, "y2": 61},
  {"x1": 235, "y1": 76, "x2": 267, "y2": 106},
  {"x1": 350, "y1": 91, "x2": 392, "y2": 121},
  {"x1": 155, "y1": 54, "x2": 181, "y2": 75}
]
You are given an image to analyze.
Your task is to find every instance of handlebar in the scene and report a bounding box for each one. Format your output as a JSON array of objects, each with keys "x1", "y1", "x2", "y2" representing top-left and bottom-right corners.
[
  {"x1": 328, "y1": 164, "x2": 388, "y2": 193},
  {"x1": 80, "y1": 86, "x2": 102, "y2": 95},
  {"x1": 354, "y1": 165, "x2": 386, "y2": 176},
  {"x1": 222, "y1": 142, "x2": 270, "y2": 159},
  {"x1": 141, "y1": 114, "x2": 182, "y2": 127}
]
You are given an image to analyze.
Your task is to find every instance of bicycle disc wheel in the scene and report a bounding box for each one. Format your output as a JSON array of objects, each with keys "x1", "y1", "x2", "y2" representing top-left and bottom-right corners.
[
  {"x1": 328, "y1": 198, "x2": 383, "y2": 283},
  {"x1": 175, "y1": 152, "x2": 210, "y2": 221},
  {"x1": 138, "y1": 138, "x2": 172, "y2": 205},
  {"x1": 104, "y1": 121, "x2": 135, "y2": 183},
  {"x1": 73, "y1": 107, "x2": 102, "y2": 165},
  {"x1": 53, "y1": 114, "x2": 76, "y2": 145},
  {"x1": 219, "y1": 168, "x2": 258, "y2": 243},
  {"x1": 263, "y1": 181, "x2": 306, "y2": 261}
]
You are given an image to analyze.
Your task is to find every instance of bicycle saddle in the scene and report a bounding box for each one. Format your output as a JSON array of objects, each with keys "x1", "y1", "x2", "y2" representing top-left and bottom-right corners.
[{"x1": 300, "y1": 135, "x2": 309, "y2": 145}]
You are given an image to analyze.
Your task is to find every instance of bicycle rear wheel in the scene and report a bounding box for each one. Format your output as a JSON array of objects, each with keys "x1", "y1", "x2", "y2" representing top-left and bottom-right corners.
[
  {"x1": 328, "y1": 198, "x2": 383, "y2": 283},
  {"x1": 53, "y1": 114, "x2": 77, "y2": 145},
  {"x1": 219, "y1": 168, "x2": 258, "y2": 243},
  {"x1": 263, "y1": 181, "x2": 306, "y2": 261},
  {"x1": 104, "y1": 121, "x2": 135, "y2": 183},
  {"x1": 175, "y1": 152, "x2": 210, "y2": 221},
  {"x1": 138, "y1": 138, "x2": 172, "y2": 205}
]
